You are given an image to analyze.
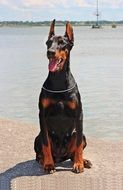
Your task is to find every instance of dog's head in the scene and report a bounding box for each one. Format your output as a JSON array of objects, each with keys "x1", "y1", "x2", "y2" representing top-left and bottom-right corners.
[{"x1": 46, "y1": 19, "x2": 74, "y2": 73}]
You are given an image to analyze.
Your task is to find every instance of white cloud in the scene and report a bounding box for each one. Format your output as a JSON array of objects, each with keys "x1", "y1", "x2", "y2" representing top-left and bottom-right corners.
[
  {"x1": 75, "y1": 0, "x2": 123, "y2": 8},
  {"x1": 23, "y1": 0, "x2": 76, "y2": 8},
  {"x1": 100, "y1": 0, "x2": 123, "y2": 8},
  {"x1": 1, "y1": 0, "x2": 71, "y2": 9},
  {"x1": 0, "y1": 0, "x2": 9, "y2": 5},
  {"x1": 23, "y1": 0, "x2": 57, "y2": 8},
  {"x1": 75, "y1": 0, "x2": 93, "y2": 7},
  {"x1": 0, "y1": 0, "x2": 123, "y2": 9}
]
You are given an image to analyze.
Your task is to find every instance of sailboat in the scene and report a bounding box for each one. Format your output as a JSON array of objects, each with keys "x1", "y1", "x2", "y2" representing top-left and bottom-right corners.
[{"x1": 92, "y1": 0, "x2": 102, "y2": 28}]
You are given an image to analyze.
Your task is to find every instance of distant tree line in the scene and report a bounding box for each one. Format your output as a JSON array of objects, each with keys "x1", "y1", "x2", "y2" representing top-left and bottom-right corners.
[{"x1": 0, "y1": 20, "x2": 123, "y2": 27}]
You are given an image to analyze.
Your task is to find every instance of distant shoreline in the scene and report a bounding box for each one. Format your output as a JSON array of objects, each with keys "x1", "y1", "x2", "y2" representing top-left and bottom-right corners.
[{"x1": 0, "y1": 20, "x2": 123, "y2": 27}]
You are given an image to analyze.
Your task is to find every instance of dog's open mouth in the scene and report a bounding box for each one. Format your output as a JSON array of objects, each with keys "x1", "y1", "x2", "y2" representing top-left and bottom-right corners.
[{"x1": 48, "y1": 58, "x2": 65, "y2": 72}]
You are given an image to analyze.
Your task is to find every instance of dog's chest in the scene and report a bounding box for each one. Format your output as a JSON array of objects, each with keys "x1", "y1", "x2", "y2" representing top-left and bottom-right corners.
[
  {"x1": 46, "y1": 100, "x2": 76, "y2": 117},
  {"x1": 45, "y1": 101, "x2": 76, "y2": 138}
]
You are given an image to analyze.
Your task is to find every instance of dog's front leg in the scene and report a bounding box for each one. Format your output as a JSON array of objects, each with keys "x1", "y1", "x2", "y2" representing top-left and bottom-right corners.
[
  {"x1": 72, "y1": 110, "x2": 84, "y2": 173},
  {"x1": 39, "y1": 100, "x2": 55, "y2": 174}
]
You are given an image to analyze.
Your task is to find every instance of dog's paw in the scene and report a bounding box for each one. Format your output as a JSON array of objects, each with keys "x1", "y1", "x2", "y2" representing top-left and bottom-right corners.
[
  {"x1": 44, "y1": 164, "x2": 56, "y2": 174},
  {"x1": 72, "y1": 163, "x2": 84, "y2": 173},
  {"x1": 84, "y1": 159, "x2": 92, "y2": 169}
]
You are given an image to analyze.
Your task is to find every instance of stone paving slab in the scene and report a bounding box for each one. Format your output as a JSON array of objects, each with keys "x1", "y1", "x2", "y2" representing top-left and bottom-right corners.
[{"x1": 0, "y1": 119, "x2": 123, "y2": 190}]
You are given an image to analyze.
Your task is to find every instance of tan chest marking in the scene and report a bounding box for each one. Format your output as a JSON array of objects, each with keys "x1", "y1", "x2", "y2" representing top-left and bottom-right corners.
[
  {"x1": 67, "y1": 100, "x2": 77, "y2": 110},
  {"x1": 41, "y1": 99, "x2": 77, "y2": 110},
  {"x1": 41, "y1": 98, "x2": 54, "y2": 108}
]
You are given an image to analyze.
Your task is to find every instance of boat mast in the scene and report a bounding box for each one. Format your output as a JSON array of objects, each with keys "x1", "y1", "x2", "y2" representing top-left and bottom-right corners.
[
  {"x1": 92, "y1": 0, "x2": 101, "y2": 28},
  {"x1": 96, "y1": 0, "x2": 99, "y2": 25}
]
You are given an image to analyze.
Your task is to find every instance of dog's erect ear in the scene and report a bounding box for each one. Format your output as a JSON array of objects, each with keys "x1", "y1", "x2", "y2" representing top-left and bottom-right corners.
[
  {"x1": 48, "y1": 19, "x2": 55, "y2": 40},
  {"x1": 65, "y1": 22, "x2": 74, "y2": 42}
]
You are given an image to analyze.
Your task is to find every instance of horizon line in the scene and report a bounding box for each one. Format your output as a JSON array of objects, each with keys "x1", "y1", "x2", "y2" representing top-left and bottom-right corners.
[{"x1": 0, "y1": 20, "x2": 123, "y2": 22}]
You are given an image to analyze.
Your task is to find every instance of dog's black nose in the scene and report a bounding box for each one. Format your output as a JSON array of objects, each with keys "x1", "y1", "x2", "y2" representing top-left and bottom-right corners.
[{"x1": 47, "y1": 49, "x2": 55, "y2": 59}]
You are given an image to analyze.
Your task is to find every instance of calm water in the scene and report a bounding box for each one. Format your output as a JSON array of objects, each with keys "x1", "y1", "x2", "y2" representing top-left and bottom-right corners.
[{"x1": 0, "y1": 26, "x2": 123, "y2": 140}]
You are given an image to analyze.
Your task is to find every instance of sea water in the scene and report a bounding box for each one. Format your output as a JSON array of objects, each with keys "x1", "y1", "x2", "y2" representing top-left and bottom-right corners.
[{"x1": 0, "y1": 26, "x2": 123, "y2": 140}]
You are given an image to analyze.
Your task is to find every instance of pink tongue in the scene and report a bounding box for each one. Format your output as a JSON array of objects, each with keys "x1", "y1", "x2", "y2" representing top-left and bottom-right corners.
[{"x1": 48, "y1": 59, "x2": 57, "y2": 72}]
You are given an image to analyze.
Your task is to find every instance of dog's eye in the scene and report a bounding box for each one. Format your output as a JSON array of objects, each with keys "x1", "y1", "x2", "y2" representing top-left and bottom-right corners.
[
  {"x1": 58, "y1": 39, "x2": 64, "y2": 45},
  {"x1": 46, "y1": 40, "x2": 52, "y2": 47}
]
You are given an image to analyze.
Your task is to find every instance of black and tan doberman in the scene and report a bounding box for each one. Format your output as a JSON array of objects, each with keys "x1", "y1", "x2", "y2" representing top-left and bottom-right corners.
[{"x1": 34, "y1": 20, "x2": 92, "y2": 174}]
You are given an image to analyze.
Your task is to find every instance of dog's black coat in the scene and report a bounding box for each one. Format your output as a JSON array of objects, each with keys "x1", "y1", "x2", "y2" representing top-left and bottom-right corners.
[{"x1": 34, "y1": 20, "x2": 90, "y2": 173}]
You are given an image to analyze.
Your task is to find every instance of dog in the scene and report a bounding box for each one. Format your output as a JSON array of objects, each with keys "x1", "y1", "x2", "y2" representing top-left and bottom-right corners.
[{"x1": 34, "y1": 20, "x2": 92, "y2": 174}]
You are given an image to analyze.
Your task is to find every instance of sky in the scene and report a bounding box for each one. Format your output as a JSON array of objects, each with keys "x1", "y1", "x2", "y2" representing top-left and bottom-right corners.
[{"x1": 0, "y1": 0, "x2": 123, "y2": 21}]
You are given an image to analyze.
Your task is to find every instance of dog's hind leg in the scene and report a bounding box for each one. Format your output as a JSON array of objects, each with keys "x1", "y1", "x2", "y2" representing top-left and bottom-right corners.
[
  {"x1": 68, "y1": 133, "x2": 92, "y2": 170},
  {"x1": 34, "y1": 132, "x2": 44, "y2": 164}
]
